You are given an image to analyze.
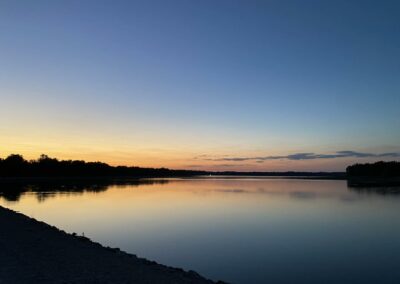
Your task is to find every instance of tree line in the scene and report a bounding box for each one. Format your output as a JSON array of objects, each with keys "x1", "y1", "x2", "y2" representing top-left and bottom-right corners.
[
  {"x1": 0, "y1": 154, "x2": 205, "y2": 177},
  {"x1": 2, "y1": 154, "x2": 397, "y2": 178},
  {"x1": 346, "y1": 161, "x2": 400, "y2": 177}
]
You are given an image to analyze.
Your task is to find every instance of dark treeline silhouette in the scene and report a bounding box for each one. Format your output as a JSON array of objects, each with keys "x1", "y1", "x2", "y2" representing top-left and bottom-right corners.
[
  {"x1": 210, "y1": 171, "x2": 345, "y2": 178},
  {"x1": 347, "y1": 161, "x2": 400, "y2": 187},
  {"x1": 0, "y1": 154, "x2": 206, "y2": 178},
  {"x1": 1, "y1": 155, "x2": 398, "y2": 201},
  {"x1": 346, "y1": 161, "x2": 400, "y2": 177},
  {"x1": 0, "y1": 154, "x2": 346, "y2": 179}
]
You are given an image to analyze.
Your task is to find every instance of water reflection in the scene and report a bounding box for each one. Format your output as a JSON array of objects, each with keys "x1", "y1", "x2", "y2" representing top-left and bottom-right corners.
[
  {"x1": 0, "y1": 179, "x2": 169, "y2": 202},
  {"x1": 1, "y1": 178, "x2": 400, "y2": 284},
  {"x1": 2, "y1": 178, "x2": 400, "y2": 204},
  {"x1": 289, "y1": 191, "x2": 317, "y2": 199},
  {"x1": 348, "y1": 185, "x2": 400, "y2": 195}
]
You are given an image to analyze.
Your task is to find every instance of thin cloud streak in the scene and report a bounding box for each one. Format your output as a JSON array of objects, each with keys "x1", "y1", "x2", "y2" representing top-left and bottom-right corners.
[
  {"x1": 201, "y1": 151, "x2": 400, "y2": 163},
  {"x1": 187, "y1": 164, "x2": 238, "y2": 168}
]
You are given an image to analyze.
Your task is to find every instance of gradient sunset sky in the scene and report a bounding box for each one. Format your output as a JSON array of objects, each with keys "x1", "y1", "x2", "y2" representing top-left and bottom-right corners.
[{"x1": 1, "y1": 0, "x2": 399, "y2": 171}]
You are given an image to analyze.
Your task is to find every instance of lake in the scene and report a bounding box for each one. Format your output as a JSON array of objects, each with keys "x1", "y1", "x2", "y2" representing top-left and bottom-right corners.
[{"x1": 1, "y1": 178, "x2": 400, "y2": 284}]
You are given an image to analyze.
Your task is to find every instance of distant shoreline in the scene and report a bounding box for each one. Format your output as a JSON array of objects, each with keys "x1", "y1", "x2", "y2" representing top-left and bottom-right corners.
[
  {"x1": 1, "y1": 155, "x2": 399, "y2": 186},
  {"x1": 0, "y1": 173, "x2": 346, "y2": 182},
  {"x1": 2, "y1": 175, "x2": 400, "y2": 185}
]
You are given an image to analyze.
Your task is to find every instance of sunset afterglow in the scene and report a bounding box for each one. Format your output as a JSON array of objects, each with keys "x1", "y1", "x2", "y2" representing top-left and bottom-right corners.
[{"x1": 1, "y1": 1, "x2": 399, "y2": 171}]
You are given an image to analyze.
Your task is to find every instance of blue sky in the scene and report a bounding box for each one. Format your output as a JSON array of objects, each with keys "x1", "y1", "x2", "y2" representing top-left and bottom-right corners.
[{"x1": 1, "y1": 0, "x2": 399, "y2": 171}]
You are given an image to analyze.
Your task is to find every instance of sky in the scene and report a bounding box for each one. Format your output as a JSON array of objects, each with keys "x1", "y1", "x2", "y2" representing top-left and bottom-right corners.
[{"x1": 0, "y1": 0, "x2": 399, "y2": 171}]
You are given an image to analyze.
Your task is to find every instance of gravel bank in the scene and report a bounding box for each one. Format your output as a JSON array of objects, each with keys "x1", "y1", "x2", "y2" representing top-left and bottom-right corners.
[{"x1": 0, "y1": 206, "x2": 225, "y2": 284}]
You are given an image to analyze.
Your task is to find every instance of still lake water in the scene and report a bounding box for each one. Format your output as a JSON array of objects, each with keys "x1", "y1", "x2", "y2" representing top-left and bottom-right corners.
[{"x1": 1, "y1": 178, "x2": 400, "y2": 284}]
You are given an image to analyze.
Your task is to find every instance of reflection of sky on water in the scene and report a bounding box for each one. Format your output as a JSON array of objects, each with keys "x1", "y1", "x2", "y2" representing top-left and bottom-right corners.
[{"x1": 1, "y1": 178, "x2": 400, "y2": 284}]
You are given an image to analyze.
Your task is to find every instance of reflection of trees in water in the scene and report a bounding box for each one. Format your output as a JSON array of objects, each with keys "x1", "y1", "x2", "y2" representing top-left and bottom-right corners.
[
  {"x1": 0, "y1": 179, "x2": 170, "y2": 202},
  {"x1": 347, "y1": 183, "x2": 400, "y2": 195}
]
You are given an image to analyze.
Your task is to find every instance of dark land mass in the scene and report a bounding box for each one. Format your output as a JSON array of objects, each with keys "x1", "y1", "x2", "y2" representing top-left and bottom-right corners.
[
  {"x1": 347, "y1": 161, "x2": 400, "y2": 186},
  {"x1": 208, "y1": 171, "x2": 345, "y2": 178},
  {"x1": 1, "y1": 154, "x2": 399, "y2": 188},
  {"x1": 0, "y1": 205, "x2": 225, "y2": 284},
  {"x1": 0, "y1": 154, "x2": 345, "y2": 178},
  {"x1": 0, "y1": 154, "x2": 205, "y2": 178}
]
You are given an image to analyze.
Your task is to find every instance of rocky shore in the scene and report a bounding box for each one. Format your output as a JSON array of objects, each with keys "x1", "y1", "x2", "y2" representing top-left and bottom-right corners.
[{"x1": 0, "y1": 205, "x2": 225, "y2": 284}]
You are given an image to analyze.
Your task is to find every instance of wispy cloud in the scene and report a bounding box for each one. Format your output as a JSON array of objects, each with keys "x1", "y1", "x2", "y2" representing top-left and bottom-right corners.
[
  {"x1": 186, "y1": 164, "x2": 238, "y2": 168},
  {"x1": 199, "y1": 151, "x2": 400, "y2": 163}
]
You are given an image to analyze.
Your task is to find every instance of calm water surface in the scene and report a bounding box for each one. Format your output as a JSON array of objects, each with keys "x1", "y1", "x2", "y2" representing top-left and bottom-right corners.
[{"x1": 1, "y1": 178, "x2": 400, "y2": 284}]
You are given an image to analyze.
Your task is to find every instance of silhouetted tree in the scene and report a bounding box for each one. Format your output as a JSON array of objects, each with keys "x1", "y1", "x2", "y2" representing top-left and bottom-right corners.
[{"x1": 1, "y1": 154, "x2": 28, "y2": 176}]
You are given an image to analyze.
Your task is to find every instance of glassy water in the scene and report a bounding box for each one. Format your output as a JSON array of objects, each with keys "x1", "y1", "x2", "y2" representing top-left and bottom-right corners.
[{"x1": 1, "y1": 178, "x2": 400, "y2": 284}]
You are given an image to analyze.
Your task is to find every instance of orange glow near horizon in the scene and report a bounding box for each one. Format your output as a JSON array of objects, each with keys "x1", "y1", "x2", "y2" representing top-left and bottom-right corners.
[
  {"x1": 0, "y1": 141, "x2": 395, "y2": 172},
  {"x1": 1, "y1": 120, "x2": 398, "y2": 172}
]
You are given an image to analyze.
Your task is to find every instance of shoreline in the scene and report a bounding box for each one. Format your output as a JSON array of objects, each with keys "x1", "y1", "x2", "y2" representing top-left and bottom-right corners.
[
  {"x1": 3, "y1": 175, "x2": 400, "y2": 186},
  {"x1": 0, "y1": 174, "x2": 346, "y2": 183},
  {"x1": 0, "y1": 205, "x2": 226, "y2": 284}
]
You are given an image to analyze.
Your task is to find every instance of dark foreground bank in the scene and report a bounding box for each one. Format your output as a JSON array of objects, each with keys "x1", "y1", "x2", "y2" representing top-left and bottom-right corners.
[{"x1": 0, "y1": 206, "x2": 225, "y2": 284}]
